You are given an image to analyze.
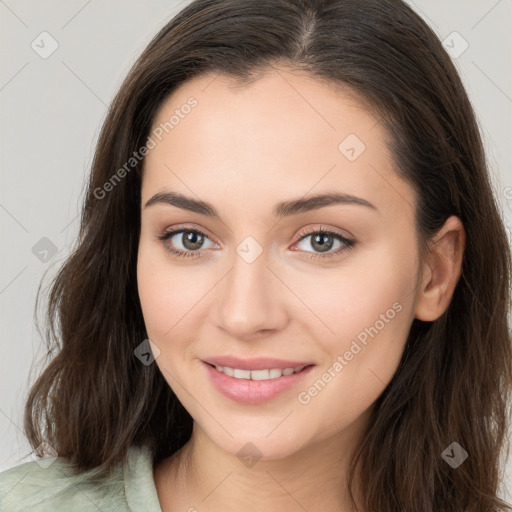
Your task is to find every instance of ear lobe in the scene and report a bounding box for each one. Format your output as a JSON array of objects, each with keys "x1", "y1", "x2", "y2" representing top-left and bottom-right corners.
[{"x1": 414, "y1": 216, "x2": 466, "y2": 322}]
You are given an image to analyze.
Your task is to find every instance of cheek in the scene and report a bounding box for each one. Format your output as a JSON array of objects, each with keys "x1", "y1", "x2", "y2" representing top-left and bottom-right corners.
[
  {"x1": 295, "y1": 241, "x2": 418, "y2": 426},
  {"x1": 136, "y1": 242, "x2": 215, "y2": 349},
  {"x1": 136, "y1": 243, "x2": 186, "y2": 341},
  {"x1": 294, "y1": 239, "x2": 417, "y2": 345}
]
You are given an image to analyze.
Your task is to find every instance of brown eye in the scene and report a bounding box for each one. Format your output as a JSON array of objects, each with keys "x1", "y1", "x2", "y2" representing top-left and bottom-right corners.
[
  {"x1": 158, "y1": 227, "x2": 216, "y2": 259},
  {"x1": 178, "y1": 231, "x2": 206, "y2": 251},
  {"x1": 293, "y1": 227, "x2": 356, "y2": 259}
]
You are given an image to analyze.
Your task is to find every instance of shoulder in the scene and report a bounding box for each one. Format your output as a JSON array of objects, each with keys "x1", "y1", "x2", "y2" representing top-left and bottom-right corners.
[
  {"x1": 0, "y1": 445, "x2": 160, "y2": 512},
  {"x1": 0, "y1": 455, "x2": 125, "y2": 512}
]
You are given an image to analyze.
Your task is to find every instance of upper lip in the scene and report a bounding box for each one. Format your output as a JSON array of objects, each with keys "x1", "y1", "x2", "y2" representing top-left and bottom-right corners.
[{"x1": 203, "y1": 356, "x2": 315, "y2": 371}]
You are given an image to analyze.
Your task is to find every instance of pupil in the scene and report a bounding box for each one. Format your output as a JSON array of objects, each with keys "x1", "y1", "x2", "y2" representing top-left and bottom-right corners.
[
  {"x1": 184, "y1": 231, "x2": 203, "y2": 250},
  {"x1": 312, "y1": 234, "x2": 333, "y2": 253}
]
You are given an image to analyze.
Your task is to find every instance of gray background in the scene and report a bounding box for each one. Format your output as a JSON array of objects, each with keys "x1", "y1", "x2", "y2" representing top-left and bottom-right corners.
[{"x1": 1, "y1": 0, "x2": 511, "y2": 501}]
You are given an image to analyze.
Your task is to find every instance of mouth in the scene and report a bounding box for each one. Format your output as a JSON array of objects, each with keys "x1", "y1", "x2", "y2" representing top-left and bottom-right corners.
[
  {"x1": 205, "y1": 362, "x2": 314, "y2": 381},
  {"x1": 202, "y1": 359, "x2": 316, "y2": 405}
]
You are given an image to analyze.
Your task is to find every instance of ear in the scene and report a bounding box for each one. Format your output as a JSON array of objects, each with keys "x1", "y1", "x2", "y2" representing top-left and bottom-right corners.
[{"x1": 414, "y1": 215, "x2": 466, "y2": 322}]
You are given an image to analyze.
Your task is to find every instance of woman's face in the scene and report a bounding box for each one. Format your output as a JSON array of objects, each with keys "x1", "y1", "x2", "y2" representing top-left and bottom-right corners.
[{"x1": 137, "y1": 67, "x2": 422, "y2": 460}]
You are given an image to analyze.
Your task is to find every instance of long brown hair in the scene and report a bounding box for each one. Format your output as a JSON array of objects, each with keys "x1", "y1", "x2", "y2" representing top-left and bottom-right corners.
[{"x1": 23, "y1": 0, "x2": 512, "y2": 510}]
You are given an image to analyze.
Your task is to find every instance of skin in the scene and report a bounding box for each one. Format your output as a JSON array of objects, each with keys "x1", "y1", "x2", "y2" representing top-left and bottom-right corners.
[{"x1": 137, "y1": 65, "x2": 465, "y2": 512}]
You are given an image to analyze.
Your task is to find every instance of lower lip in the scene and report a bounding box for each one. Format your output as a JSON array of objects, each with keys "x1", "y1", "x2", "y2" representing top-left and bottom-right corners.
[{"x1": 202, "y1": 361, "x2": 315, "y2": 405}]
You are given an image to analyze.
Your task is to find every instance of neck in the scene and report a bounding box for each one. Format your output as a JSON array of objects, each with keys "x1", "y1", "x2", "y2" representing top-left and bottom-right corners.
[{"x1": 154, "y1": 417, "x2": 369, "y2": 512}]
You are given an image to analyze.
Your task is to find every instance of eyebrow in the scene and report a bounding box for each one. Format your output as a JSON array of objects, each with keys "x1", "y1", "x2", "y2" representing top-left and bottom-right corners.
[{"x1": 144, "y1": 191, "x2": 378, "y2": 218}]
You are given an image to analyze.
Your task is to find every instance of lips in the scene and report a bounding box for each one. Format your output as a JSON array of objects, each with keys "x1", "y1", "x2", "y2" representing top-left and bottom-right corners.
[{"x1": 201, "y1": 356, "x2": 316, "y2": 404}]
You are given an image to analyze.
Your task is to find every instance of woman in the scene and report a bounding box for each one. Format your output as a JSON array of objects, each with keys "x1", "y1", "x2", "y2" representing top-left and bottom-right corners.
[{"x1": 1, "y1": 0, "x2": 511, "y2": 510}]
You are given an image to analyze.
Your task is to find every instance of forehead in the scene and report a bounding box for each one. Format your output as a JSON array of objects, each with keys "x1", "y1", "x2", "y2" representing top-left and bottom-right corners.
[
  {"x1": 150, "y1": 68, "x2": 376, "y2": 142},
  {"x1": 141, "y1": 68, "x2": 416, "y2": 221}
]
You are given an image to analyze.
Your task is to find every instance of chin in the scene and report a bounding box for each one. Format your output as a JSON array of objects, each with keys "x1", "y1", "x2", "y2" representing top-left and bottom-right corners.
[{"x1": 210, "y1": 428, "x2": 309, "y2": 463}]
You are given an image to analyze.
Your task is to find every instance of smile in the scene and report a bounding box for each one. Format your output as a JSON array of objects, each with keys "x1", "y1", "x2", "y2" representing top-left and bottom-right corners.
[
  {"x1": 211, "y1": 364, "x2": 307, "y2": 380},
  {"x1": 202, "y1": 361, "x2": 315, "y2": 405}
]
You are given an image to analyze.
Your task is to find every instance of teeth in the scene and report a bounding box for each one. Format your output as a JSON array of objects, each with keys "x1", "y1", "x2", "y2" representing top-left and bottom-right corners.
[
  {"x1": 269, "y1": 368, "x2": 282, "y2": 378},
  {"x1": 213, "y1": 364, "x2": 306, "y2": 380},
  {"x1": 233, "y1": 368, "x2": 251, "y2": 379}
]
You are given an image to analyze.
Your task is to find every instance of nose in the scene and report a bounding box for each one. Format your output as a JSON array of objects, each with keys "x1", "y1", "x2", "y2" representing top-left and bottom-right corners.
[{"x1": 212, "y1": 249, "x2": 289, "y2": 340}]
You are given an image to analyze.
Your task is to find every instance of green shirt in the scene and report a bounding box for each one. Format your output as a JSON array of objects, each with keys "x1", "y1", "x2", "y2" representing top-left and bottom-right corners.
[{"x1": 0, "y1": 444, "x2": 163, "y2": 511}]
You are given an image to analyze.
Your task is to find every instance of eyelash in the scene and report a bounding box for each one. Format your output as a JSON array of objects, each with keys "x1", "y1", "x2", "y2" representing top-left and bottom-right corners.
[{"x1": 157, "y1": 225, "x2": 357, "y2": 260}]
